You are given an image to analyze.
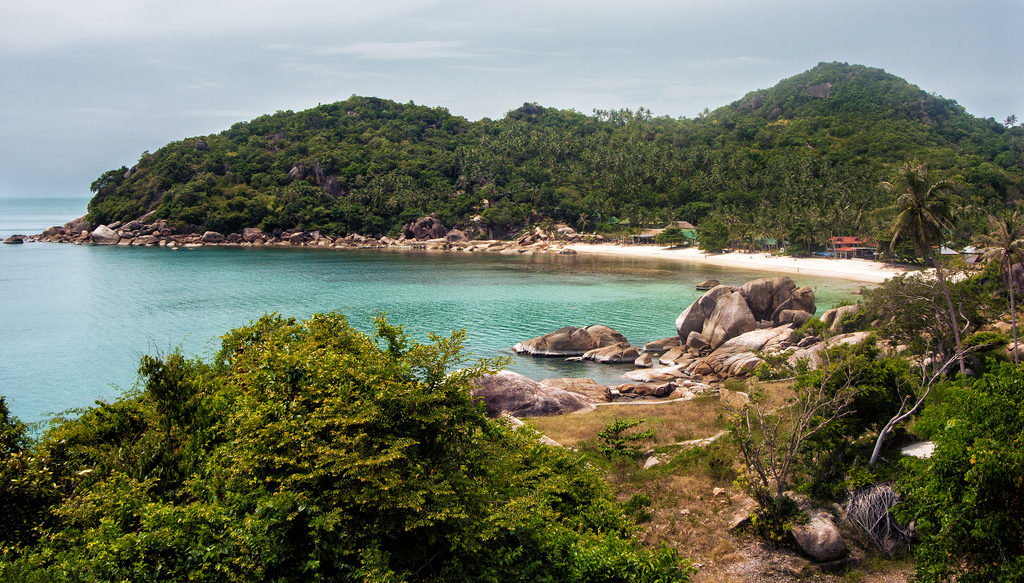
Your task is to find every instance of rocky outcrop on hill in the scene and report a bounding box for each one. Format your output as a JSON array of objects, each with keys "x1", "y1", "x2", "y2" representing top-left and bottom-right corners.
[
  {"x1": 471, "y1": 370, "x2": 594, "y2": 417},
  {"x1": 514, "y1": 325, "x2": 629, "y2": 357}
]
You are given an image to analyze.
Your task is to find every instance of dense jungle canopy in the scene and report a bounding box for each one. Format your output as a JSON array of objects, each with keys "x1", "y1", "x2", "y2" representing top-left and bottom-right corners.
[{"x1": 85, "y1": 62, "x2": 1024, "y2": 250}]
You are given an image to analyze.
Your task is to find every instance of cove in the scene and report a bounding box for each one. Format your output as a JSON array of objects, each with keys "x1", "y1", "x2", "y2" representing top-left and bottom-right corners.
[{"x1": 1, "y1": 240, "x2": 865, "y2": 424}]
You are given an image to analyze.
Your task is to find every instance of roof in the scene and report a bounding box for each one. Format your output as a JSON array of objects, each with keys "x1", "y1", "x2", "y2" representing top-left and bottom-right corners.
[
  {"x1": 829, "y1": 236, "x2": 875, "y2": 246},
  {"x1": 665, "y1": 221, "x2": 696, "y2": 230}
]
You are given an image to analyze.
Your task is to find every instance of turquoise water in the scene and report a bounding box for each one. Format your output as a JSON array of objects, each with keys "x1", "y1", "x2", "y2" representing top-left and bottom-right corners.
[{"x1": 1, "y1": 198, "x2": 866, "y2": 423}]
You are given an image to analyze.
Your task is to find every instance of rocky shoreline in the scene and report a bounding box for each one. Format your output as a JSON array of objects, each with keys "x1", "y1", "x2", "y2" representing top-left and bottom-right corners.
[
  {"x1": 11, "y1": 214, "x2": 868, "y2": 422},
  {"x1": 474, "y1": 275, "x2": 868, "y2": 417},
  {"x1": 5, "y1": 214, "x2": 593, "y2": 257}
]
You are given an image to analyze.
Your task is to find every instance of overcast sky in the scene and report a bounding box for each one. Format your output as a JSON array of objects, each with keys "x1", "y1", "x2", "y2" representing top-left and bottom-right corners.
[{"x1": 1, "y1": 0, "x2": 1021, "y2": 198}]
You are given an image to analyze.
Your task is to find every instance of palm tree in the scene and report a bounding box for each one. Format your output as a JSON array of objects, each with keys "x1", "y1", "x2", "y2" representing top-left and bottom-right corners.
[
  {"x1": 974, "y1": 210, "x2": 1024, "y2": 364},
  {"x1": 883, "y1": 161, "x2": 964, "y2": 373}
]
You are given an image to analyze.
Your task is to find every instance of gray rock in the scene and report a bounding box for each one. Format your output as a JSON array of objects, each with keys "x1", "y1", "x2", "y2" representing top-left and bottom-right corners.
[
  {"x1": 787, "y1": 331, "x2": 872, "y2": 368},
  {"x1": 582, "y1": 342, "x2": 640, "y2": 364},
  {"x1": 643, "y1": 337, "x2": 681, "y2": 352},
  {"x1": 201, "y1": 231, "x2": 225, "y2": 244},
  {"x1": 446, "y1": 229, "x2": 469, "y2": 243},
  {"x1": 821, "y1": 304, "x2": 859, "y2": 332},
  {"x1": 792, "y1": 510, "x2": 847, "y2": 562},
  {"x1": 403, "y1": 216, "x2": 448, "y2": 240},
  {"x1": 538, "y1": 378, "x2": 608, "y2": 402},
  {"x1": 242, "y1": 227, "x2": 265, "y2": 242},
  {"x1": 3, "y1": 235, "x2": 26, "y2": 244},
  {"x1": 634, "y1": 352, "x2": 654, "y2": 368},
  {"x1": 514, "y1": 325, "x2": 628, "y2": 357},
  {"x1": 471, "y1": 370, "x2": 594, "y2": 417},
  {"x1": 696, "y1": 279, "x2": 721, "y2": 290},
  {"x1": 775, "y1": 309, "x2": 813, "y2": 328},
  {"x1": 90, "y1": 225, "x2": 120, "y2": 245},
  {"x1": 62, "y1": 215, "x2": 92, "y2": 232},
  {"x1": 770, "y1": 286, "x2": 816, "y2": 324},
  {"x1": 676, "y1": 285, "x2": 736, "y2": 339},
  {"x1": 702, "y1": 290, "x2": 757, "y2": 349},
  {"x1": 739, "y1": 277, "x2": 797, "y2": 322}
]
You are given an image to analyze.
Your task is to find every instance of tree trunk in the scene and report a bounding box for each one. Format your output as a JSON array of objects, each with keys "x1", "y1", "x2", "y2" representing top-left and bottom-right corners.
[
  {"x1": 929, "y1": 248, "x2": 965, "y2": 374},
  {"x1": 1011, "y1": 268, "x2": 1019, "y2": 366}
]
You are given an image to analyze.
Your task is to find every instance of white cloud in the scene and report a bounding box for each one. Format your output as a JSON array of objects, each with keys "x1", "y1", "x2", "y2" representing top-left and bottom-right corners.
[{"x1": 330, "y1": 41, "x2": 477, "y2": 60}]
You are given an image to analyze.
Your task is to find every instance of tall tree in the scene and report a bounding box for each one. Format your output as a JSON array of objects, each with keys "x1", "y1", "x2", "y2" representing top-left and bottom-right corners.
[
  {"x1": 883, "y1": 161, "x2": 964, "y2": 373},
  {"x1": 974, "y1": 210, "x2": 1024, "y2": 364}
]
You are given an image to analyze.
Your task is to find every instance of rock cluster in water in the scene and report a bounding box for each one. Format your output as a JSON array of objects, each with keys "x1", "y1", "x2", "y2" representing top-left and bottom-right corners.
[{"x1": 498, "y1": 276, "x2": 874, "y2": 412}]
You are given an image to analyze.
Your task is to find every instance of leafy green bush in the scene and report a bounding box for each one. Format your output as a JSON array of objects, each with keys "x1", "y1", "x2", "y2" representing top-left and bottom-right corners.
[
  {"x1": 897, "y1": 362, "x2": 1024, "y2": 582},
  {"x1": 597, "y1": 418, "x2": 655, "y2": 459},
  {"x1": 0, "y1": 314, "x2": 694, "y2": 582}
]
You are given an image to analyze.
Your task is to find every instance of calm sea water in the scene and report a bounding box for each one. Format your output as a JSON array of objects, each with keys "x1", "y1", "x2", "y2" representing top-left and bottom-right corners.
[{"x1": 1, "y1": 198, "x2": 866, "y2": 423}]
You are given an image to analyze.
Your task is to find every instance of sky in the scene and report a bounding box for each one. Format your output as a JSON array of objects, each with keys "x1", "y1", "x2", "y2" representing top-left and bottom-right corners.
[{"x1": 1, "y1": 0, "x2": 1021, "y2": 198}]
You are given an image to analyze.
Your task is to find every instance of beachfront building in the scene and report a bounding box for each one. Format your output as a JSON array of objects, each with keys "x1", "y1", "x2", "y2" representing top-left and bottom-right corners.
[
  {"x1": 631, "y1": 221, "x2": 697, "y2": 245},
  {"x1": 829, "y1": 236, "x2": 877, "y2": 259}
]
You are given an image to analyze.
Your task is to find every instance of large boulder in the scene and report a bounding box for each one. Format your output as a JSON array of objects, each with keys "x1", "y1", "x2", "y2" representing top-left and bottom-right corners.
[
  {"x1": 739, "y1": 277, "x2": 798, "y2": 322},
  {"x1": 514, "y1": 325, "x2": 628, "y2": 357},
  {"x1": 702, "y1": 290, "x2": 757, "y2": 349},
  {"x1": 582, "y1": 342, "x2": 640, "y2": 364},
  {"x1": 471, "y1": 370, "x2": 593, "y2": 417},
  {"x1": 676, "y1": 277, "x2": 817, "y2": 352},
  {"x1": 676, "y1": 285, "x2": 736, "y2": 340},
  {"x1": 242, "y1": 227, "x2": 265, "y2": 243},
  {"x1": 445, "y1": 229, "x2": 469, "y2": 243},
  {"x1": 770, "y1": 285, "x2": 816, "y2": 323},
  {"x1": 820, "y1": 304, "x2": 859, "y2": 332},
  {"x1": 792, "y1": 510, "x2": 847, "y2": 562},
  {"x1": 786, "y1": 331, "x2": 873, "y2": 368},
  {"x1": 403, "y1": 216, "x2": 448, "y2": 240},
  {"x1": 90, "y1": 225, "x2": 120, "y2": 245},
  {"x1": 687, "y1": 325, "x2": 794, "y2": 379},
  {"x1": 64, "y1": 215, "x2": 93, "y2": 234},
  {"x1": 201, "y1": 231, "x2": 225, "y2": 244},
  {"x1": 538, "y1": 378, "x2": 608, "y2": 402}
]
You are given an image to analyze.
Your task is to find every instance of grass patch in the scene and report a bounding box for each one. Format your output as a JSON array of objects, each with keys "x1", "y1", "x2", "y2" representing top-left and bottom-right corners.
[{"x1": 525, "y1": 395, "x2": 728, "y2": 448}]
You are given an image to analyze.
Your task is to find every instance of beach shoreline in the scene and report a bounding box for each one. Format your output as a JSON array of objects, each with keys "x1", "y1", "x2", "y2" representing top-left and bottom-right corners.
[{"x1": 566, "y1": 243, "x2": 915, "y2": 285}]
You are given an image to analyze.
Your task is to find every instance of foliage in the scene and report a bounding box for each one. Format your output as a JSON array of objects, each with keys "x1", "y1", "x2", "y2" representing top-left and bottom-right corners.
[
  {"x1": 597, "y1": 418, "x2": 656, "y2": 459},
  {"x1": 897, "y1": 362, "x2": 1024, "y2": 582},
  {"x1": 0, "y1": 399, "x2": 59, "y2": 550},
  {"x1": 733, "y1": 345, "x2": 864, "y2": 538},
  {"x1": 0, "y1": 314, "x2": 693, "y2": 582},
  {"x1": 654, "y1": 227, "x2": 689, "y2": 245},
  {"x1": 973, "y1": 210, "x2": 1024, "y2": 364},
  {"x1": 82, "y1": 63, "x2": 1023, "y2": 245},
  {"x1": 883, "y1": 160, "x2": 966, "y2": 373},
  {"x1": 859, "y1": 264, "x2": 999, "y2": 370}
]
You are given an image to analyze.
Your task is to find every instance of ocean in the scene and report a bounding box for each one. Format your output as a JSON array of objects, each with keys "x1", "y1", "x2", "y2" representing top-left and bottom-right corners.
[{"x1": 0, "y1": 197, "x2": 865, "y2": 423}]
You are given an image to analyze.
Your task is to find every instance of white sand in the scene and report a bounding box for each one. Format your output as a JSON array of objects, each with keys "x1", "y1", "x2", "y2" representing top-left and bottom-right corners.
[{"x1": 566, "y1": 243, "x2": 916, "y2": 284}]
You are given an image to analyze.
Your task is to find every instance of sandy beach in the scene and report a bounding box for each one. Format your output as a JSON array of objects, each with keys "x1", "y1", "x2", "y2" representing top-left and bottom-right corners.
[{"x1": 567, "y1": 243, "x2": 916, "y2": 284}]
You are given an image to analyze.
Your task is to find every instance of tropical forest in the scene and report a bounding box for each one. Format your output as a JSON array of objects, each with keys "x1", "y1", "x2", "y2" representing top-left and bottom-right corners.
[{"x1": 4, "y1": 61, "x2": 1024, "y2": 582}]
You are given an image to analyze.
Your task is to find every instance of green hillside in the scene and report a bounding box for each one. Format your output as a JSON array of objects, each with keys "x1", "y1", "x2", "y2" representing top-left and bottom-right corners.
[{"x1": 85, "y1": 62, "x2": 1024, "y2": 248}]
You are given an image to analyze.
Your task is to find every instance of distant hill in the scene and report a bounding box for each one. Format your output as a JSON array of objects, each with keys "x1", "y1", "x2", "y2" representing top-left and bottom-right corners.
[{"x1": 85, "y1": 62, "x2": 1024, "y2": 247}]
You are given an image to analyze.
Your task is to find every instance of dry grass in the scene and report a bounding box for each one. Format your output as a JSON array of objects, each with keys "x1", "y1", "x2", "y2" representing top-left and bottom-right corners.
[
  {"x1": 525, "y1": 394, "x2": 729, "y2": 448},
  {"x1": 520, "y1": 379, "x2": 914, "y2": 582}
]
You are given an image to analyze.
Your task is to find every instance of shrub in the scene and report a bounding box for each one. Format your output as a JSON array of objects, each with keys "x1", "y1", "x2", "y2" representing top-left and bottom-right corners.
[{"x1": 897, "y1": 362, "x2": 1024, "y2": 582}]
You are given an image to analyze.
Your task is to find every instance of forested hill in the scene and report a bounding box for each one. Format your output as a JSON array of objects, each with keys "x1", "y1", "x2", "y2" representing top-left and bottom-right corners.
[{"x1": 86, "y1": 62, "x2": 1024, "y2": 246}]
